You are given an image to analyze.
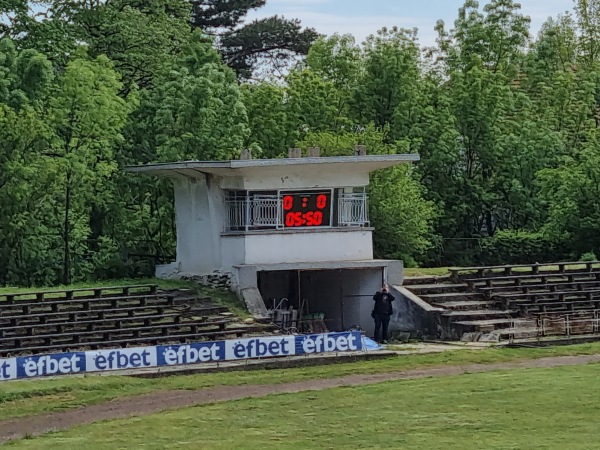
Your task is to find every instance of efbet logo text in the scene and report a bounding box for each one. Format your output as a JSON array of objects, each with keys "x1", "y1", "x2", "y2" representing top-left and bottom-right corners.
[
  {"x1": 0, "y1": 358, "x2": 17, "y2": 380},
  {"x1": 88, "y1": 348, "x2": 155, "y2": 371},
  {"x1": 159, "y1": 343, "x2": 224, "y2": 365},
  {"x1": 227, "y1": 337, "x2": 294, "y2": 359},
  {"x1": 298, "y1": 332, "x2": 361, "y2": 354},
  {"x1": 1, "y1": 360, "x2": 12, "y2": 379},
  {"x1": 18, "y1": 354, "x2": 84, "y2": 378}
]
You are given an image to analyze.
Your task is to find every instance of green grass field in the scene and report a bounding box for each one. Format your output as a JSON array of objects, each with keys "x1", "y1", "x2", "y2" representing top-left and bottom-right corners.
[
  {"x1": 3, "y1": 342, "x2": 600, "y2": 422},
  {"x1": 6, "y1": 363, "x2": 600, "y2": 449}
]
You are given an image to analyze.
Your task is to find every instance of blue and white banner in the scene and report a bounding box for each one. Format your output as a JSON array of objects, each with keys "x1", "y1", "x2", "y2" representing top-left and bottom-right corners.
[{"x1": 0, "y1": 331, "x2": 362, "y2": 381}]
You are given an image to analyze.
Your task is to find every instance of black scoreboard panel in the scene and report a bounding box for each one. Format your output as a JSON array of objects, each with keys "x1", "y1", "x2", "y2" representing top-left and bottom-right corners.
[{"x1": 281, "y1": 191, "x2": 332, "y2": 228}]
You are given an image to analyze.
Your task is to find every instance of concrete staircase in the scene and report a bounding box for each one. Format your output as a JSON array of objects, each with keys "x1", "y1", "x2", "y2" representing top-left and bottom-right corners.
[{"x1": 403, "y1": 275, "x2": 520, "y2": 340}]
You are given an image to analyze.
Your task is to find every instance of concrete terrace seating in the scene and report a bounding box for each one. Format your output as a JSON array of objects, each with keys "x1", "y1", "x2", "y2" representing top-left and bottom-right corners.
[
  {"x1": 0, "y1": 284, "x2": 158, "y2": 303},
  {"x1": 463, "y1": 271, "x2": 600, "y2": 290},
  {"x1": 1, "y1": 326, "x2": 262, "y2": 357},
  {"x1": 0, "y1": 284, "x2": 260, "y2": 357},
  {"x1": 498, "y1": 290, "x2": 600, "y2": 313},
  {"x1": 477, "y1": 279, "x2": 600, "y2": 299},
  {"x1": 0, "y1": 319, "x2": 232, "y2": 349},
  {"x1": 0, "y1": 304, "x2": 190, "y2": 328},
  {"x1": 458, "y1": 262, "x2": 600, "y2": 338},
  {"x1": 449, "y1": 261, "x2": 600, "y2": 282},
  {"x1": 0, "y1": 294, "x2": 176, "y2": 317},
  {"x1": 404, "y1": 261, "x2": 600, "y2": 340}
]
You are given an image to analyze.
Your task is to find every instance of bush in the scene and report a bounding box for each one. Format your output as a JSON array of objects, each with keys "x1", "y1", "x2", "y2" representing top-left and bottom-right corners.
[
  {"x1": 478, "y1": 230, "x2": 570, "y2": 265},
  {"x1": 579, "y1": 251, "x2": 597, "y2": 262}
]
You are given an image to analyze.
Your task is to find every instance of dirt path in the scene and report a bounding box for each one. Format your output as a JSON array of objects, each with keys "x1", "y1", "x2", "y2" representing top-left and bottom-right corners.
[{"x1": 1, "y1": 354, "x2": 600, "y2": 445}]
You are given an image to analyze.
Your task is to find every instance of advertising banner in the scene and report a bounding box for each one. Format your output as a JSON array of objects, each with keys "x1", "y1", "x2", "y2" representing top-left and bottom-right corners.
[{"x1": 2, "y1": 331, "x2": 363, "y2": 381}]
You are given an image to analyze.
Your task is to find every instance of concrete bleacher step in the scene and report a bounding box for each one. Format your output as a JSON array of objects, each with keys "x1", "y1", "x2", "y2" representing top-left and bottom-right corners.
[
  {"x1": 453, "y1": 318, "x2": 529, "y2": 332},
  {"x1": 404, "y1": 283, "x2": 468, "y2": 295},
  {"x1": 467, "y1": 274, "x2": 600, "y2": 289},
  {"x1": 403, "y1": 275, "x2": 450, "y2": 286},
  {"x1": 431, "y1": 300, "x2": 496, "y2": 310},
  {"x1": 419, "y1": 292, "x2": 485, "y2": 303},
  {"x1": 189, "y1": 304, "x2": 230, "y2": 315},
  {"x1": 443, "y1": 309, "x2": 517, "y2": 321}
]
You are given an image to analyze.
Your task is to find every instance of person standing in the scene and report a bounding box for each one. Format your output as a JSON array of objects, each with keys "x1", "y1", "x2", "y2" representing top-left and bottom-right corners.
[{"x1": 372, "y1": 284, "x2": 395, "y2": 343}]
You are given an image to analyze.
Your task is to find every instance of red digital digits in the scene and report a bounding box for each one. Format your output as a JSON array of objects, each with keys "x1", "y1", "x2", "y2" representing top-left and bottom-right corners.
[
  {"x1": 284, "y1": 211, "x2": 324, "y2": 227},
  {"x1": 282, "y1": 192, "x2": 328, "y2": 227},
  {"x1": 313, "y1": 211, "x2": 323, "y2": 225},
  {"x1": 283, "y1": 195, "x2": 293, "y2": 211},
  {"x1": 316, "y1": 194, "x2": 327, "y2": 209}
]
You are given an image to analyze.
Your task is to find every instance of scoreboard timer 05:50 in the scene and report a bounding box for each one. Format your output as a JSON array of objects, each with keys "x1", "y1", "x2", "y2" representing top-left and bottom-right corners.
[{"x1": 282, "y1": 191, "x2": 332, "y2": 228}]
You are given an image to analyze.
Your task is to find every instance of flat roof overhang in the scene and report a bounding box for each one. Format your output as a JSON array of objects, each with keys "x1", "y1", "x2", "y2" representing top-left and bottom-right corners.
[
  {"x1": 125, "y1": 154, "x2": 420, "y2": 178},
  {"x1": 234, "y1": 260, "x2": 398, "y2": 272}
]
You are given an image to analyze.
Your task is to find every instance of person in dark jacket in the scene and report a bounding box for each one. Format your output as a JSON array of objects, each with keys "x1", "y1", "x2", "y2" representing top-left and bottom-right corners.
[{"x1": 372, "y1": 284, "x2": 395, "y2": 343}]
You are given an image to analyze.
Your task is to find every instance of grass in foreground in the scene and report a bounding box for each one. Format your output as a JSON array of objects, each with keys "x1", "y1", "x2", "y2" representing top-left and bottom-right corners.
[
  {"x1": 3, "y1": 342, "x2": 600, "y2": 422},
  {"x1": 8, "y1": 363, "x2": 600, "y2": 449}
]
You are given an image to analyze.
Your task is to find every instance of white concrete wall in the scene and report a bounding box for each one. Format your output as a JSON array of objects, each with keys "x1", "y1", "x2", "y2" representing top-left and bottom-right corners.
[
  {"x1": 243, "y1": 230, "x2": 373, "y2": 265},
  {"x1": 220, "y1": 235, "x2": 245, "y2": 269},
  {"x1": 174, "y1": 176, "x2": 227, "y2": 275},
  {"x1": 218, "y1": 166, "x2": 370, "y2": 191},
  {"x1": 170, "y1": 173, "x2": 375, "y2": 276}
]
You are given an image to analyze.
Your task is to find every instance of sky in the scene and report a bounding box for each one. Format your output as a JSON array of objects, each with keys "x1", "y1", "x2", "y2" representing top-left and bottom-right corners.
[{"x1": 247, "y1": 0, "x2": 576, "y2": 48}]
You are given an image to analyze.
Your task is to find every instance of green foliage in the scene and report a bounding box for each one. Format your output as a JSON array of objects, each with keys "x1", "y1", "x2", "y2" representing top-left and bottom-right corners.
[
  {"x1": 353, "y1": 27, "x2": 423, "y2": 142},
  {"x1": 136, "y1": 63, "x2": 249, "y2": 162},
  {"x1": 6, "y1": 0, "x2": 600, "y2": 285},
  {"x1": 241, "y1": 82, "x2": 289, "y2": 158},
  {"x1": 580, "y1": 251, "x2": 597, "y2": 262},
  {"x1": 478, "y1": 230, "x2": 569, "y2": 265},
  {"x1": 369, "y1": 166, "x2": 437, "y2": 266}
]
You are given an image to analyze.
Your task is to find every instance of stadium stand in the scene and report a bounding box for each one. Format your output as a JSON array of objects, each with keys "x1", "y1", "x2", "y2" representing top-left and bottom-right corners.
[
  {"x1": 404, "y1": 261, "x2": 600, "y2": 342},
  {"x1": 0, "y1": 284, "x2": 271, "y2": 357}
]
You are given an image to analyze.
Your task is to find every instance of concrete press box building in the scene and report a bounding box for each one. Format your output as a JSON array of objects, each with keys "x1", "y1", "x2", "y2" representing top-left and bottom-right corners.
[{"x1": 127, "y1": 149, "x2": 419, "y2": 337}]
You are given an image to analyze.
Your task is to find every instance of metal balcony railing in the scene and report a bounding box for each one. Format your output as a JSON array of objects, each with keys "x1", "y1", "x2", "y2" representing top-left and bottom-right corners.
[{"x1": 338, "y1": 193, "x2": 369, "y2": 226}]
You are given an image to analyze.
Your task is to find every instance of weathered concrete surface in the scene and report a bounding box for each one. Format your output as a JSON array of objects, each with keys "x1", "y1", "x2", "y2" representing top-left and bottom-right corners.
[
  {"x1": 240, "y1": 286, "x2": 269, "y2": 319},
  {"x1": 388, "y1": 285, "x2": 443, "y2": 340}
]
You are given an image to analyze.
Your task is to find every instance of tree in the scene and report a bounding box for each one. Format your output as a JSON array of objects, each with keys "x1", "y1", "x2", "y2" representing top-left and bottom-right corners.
[
  {"x1": 306, "y1": 34, "x2": 361, "y2": 92},
  {"x1": 0, "y1": 39, "x2": 56, "y2": 285},
  {"x1": 47, "y1": 55, "x2": 130, "y2": 284},
  {"x1": 353, "y1": 27, "x2": 423, "y2": 143},
  {"x1": 284, "y1": 69, "x2": 347, "y2": 138},
  {"x1": 369, "y1": 165, "x2": 437, "y2": 266},
  {"x1": 191, "y1": 0, "x2": 319, "y2": 78},
  {"x1": 241, "y1": 82, "x2": 289, "y2": 158},
  {"x1": 428, "y1": 0, "x2": 531, "y2": 242},
  {"x1": 575, "y1": 0, "x2": 600, "y2": 66},
  {"x1": 0, "y1": 0, "x2": 30, "y2": 40},
  {"x1": 296, "y1": 127, "x2": 438, "y2": 265},
  {"x1": 17, "y1": 0, "x2": 193, "y2": 96},
  {"x1": 130, "y1": 63, "x2": 249, "y2": 162},
  {"x1": 537, "y1": 134, "x2": 600, "y2": 258}
]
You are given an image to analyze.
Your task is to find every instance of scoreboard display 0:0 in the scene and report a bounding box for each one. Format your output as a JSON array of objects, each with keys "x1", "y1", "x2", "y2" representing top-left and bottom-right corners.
[{"x1": 281, "y1": 191, "x2": 332, "y2": 228}]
